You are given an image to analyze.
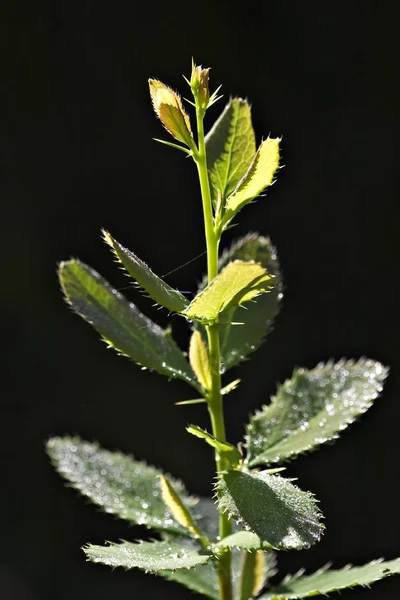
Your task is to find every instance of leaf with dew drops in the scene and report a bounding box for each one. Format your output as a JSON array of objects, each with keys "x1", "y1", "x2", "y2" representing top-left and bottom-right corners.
[
  {"x1": 218, "y1": 470, "x2": 324, "y2": 551},
  {"x1": 47, "y1": 437, "x2": 199, "y2": 536},
  {"x1": 245, "y1": 359, "x2": 388, "y2": 467},
  {"x1": 258, "y1": 558, "x2": 400, "y2": 599},
  {"x1": 84, "y1": 539, "x2": 211, "y2": 572}
]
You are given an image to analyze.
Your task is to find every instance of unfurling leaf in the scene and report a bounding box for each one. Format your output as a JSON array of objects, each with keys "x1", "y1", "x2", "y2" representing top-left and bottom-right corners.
[
  {"x1": 239, "y1": 549, "x2": 270, "y2": 600},
  {"x1": 218, "y1": 470, "x2": 324, "y2": 551},
  {"x1": 183, "y1": 260, "x2": 275, "y2": 324},
  {"x1": 221, "y1": 137, "x2": 280, "y2": 229},
  {"x1": 245, "y1": 359, "x2": 388, "y2": 467},
  {"x1": 149, "y1": 79, "x2": 194, "y2": 147},
  {"x1": 189, "y1": 330, "x2": 212, "y2": 391},
  {"x1": 259, "y1": 558, "x2": 400, "y2": 599},
  {"x1": 205, "y1": 98, "x2": 256, "y2": 205},
  {"x1": 186, "y1": 425, "x2": 242, "y2": 466},
  {"x1": 84, "y1": 539, "x2": 211, "y2": 572},
  {"x1": 47, "y1": 437, "x2": 197, "y2": 536},
  {"x1": 159, "y1": 475, "x2": 205, "y2": 541},
  {"x1": 58, "y1": 259, "x2": 199, "y2": 389},
  {"x1": 216, "y1": 233, "x2": 282, "y2": 372},
  {"x1": 103, "y1": 230, "x2": 189, "y2": 312}
]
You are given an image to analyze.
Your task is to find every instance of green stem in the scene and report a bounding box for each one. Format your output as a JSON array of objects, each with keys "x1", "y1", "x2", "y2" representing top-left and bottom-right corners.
[{"x1": 194, "y1": 103, "x2": 232, "y2": 600}]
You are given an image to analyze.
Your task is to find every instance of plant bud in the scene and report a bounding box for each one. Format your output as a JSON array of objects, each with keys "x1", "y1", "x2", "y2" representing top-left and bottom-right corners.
[
  {"x1": 149, "y1": 79, "x2": 193, "y2": 147},
  {"x1": 190, "y1": 63, "x2": 210, "y2": 108}
]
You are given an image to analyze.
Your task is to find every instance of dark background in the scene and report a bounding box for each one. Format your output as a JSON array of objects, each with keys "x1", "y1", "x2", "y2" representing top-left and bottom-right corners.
[{"x1": 2, "y1": 1, "x2": 400, "y2": 598}]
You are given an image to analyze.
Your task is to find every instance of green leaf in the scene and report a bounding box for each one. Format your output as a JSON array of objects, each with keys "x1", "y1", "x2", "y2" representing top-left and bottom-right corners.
[
  {"x1": 161, "y1": 560, "x2": 219, "y2": 599},
  {"x1": 217, "y1": 531, "x2": 269, "y2": 551},
  {"x1": 218, "y1": 470, "x2": 324, "y2": 551},
  {"x1": 84, "y1": 539, "x2": 211, "y2": 572},
  {"x1": 103, "y1": 230, "x2": 189, "y2": 312},
  {"x1": 221, "y1": 137, "x2": 280, "y2": 229},
  {"x1": 245, "y1": 359, "x2": 388, "y2": 467},
  {"x1": 187, "y1": 425, "x2": 242, "y2": 466},
  {"x1": 189, "y1": 330, "x2": 212, "y2": 390},
  {"x1": 216, "y1": 233, "x2": 282, "y2": 372},
  {"x1": 58, "y1": 259, "x2": 199, "y2": 389},
  {"x1": 205, "y1": 98, "x2": 256, "y2": 205},
  {"x1": 183, "y1": 260, "x2": 275, "y2": 325},
  {"x1": 47, "y1": 437, "x2": 197, "y2": 536},
  {"x1": 259, "y1": 558, "x2": 400, "y2": 599}
]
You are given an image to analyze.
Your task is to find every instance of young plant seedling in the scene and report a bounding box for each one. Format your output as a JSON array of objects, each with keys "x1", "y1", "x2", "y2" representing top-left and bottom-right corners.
[{"x1": 48, "y1": 61, "x2": 400, "y2": 600}]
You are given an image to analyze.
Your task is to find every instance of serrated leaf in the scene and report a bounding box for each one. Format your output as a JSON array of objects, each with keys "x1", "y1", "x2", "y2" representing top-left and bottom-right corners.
[
  {"x1": 259, "y1": 558, "x2": 400, "y2": 599},
  {"x1": 205, "y1": 98, "x2": 256, "y2": 205},
  {"x1": 183, "y1": 260, "x2": 275, "y2": 325},
  {"x1": 187, "y1": 425, "x2": 242, "y2": 466},
  {"x1": 221, "y1": 137, "x2": 280, "y2": 229},
  {"x1": 47, "y1": 437, "x2": 197, "y2": 536},
  {"x1": 160, "y1": 475, "x2": 205, "y2": 541},
  {"x1": 58, "y1": 259, "x2": 199, "y2": 389},
  {"x1": 103, "y1": 231, "x2": 189, "y2": 312},
  {"x1": 161, "y1": 561, "x2": 220, "y2": 599},
  {"x1": 245, "y1": 359, "x2": 388, "y2": 467},
  {"x1": 189, "y1": 330, "x2": 212, "y2": 390},
  {"x1": 216, "y1": 233, "x2": 282, "y2": 372},
  {"x1": 84, "y1": 539, "x2": 211, "y2": 572},
  {"x1": 218, "y1": 470, "x2": 324, "y2": 551},
  {"x1": 149, "y1": 79, "x2": 194, "y2": 147}
]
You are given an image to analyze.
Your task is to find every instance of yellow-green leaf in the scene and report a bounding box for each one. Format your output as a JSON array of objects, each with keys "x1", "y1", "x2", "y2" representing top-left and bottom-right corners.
[
  {"x1": 205, "y1": 98, "x2": 256, "y2": 204},
  {"x1": 189, "y1": 330, "x2": 212, "y2": 390},
  {"x1": 159, "y1": 475, "x2": 205, "y2": 541},
  {"x1": 149, "y1": 79, "x2": 194, "y2": 147},
  {"x1": 187, "y1": 425, "x2": 242, "y2": 466},
  {"x1": 183, "y1": 260, "x2": 275, "y2": 324},
  {"x1": 222, "y1": 137, "x2": 280, "y2": 229}
]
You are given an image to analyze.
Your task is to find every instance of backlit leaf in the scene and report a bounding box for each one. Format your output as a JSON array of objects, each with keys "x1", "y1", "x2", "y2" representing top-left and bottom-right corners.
[
  {"x1": 218, "y1": 470, "x2": 324, "y2": 551},
  {"x1": 160, "y1": 475, "x2": 205, "y2": 540},
  {"x1": 149, "y1": 79, "x2": 194, "y2": 147},
  {"x1": 84, "y1": 539, "x2": 211, "y2": 572},
  {"x1": 103, "y1": 231, "x2": 189, "y2": 312},
  {"x1": 59, "y1": 259, "x2": 199, "y2": 389},
  {"x1": 259, "y1": 558, "x2": 400, "y2": 599},
  {"x1": 216, "y1": 233, "x2": 282, "y2": 372},
  {"x1": 221, "y1": 137, "x2": 280, "y2": 229},
  {"x1": 189, "y1": 330, "x2": 212, "y2": 390},
  {"x1": 245, "y1": 359, "x2": 388, "y2": 467},
  {"x1": 183, "y1": 260, "x2": 275, "y2": 325},
  {"x1": 205, "y1": 98, "x2": 256, "y2": 204}
]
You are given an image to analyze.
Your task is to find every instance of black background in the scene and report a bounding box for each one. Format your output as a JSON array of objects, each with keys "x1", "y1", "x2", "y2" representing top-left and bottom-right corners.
[{"x1": 2, "y1": 1, "x2": 400, "y2": 598}]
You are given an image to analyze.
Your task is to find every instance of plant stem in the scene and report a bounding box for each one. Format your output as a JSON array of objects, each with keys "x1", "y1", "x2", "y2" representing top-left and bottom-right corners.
[
  {"x1": 194, "y1": 104, "x2": 232, "y2": 600},
  {"x1": 195, "y1": 107, "x2": 218, "y2": 282}
]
